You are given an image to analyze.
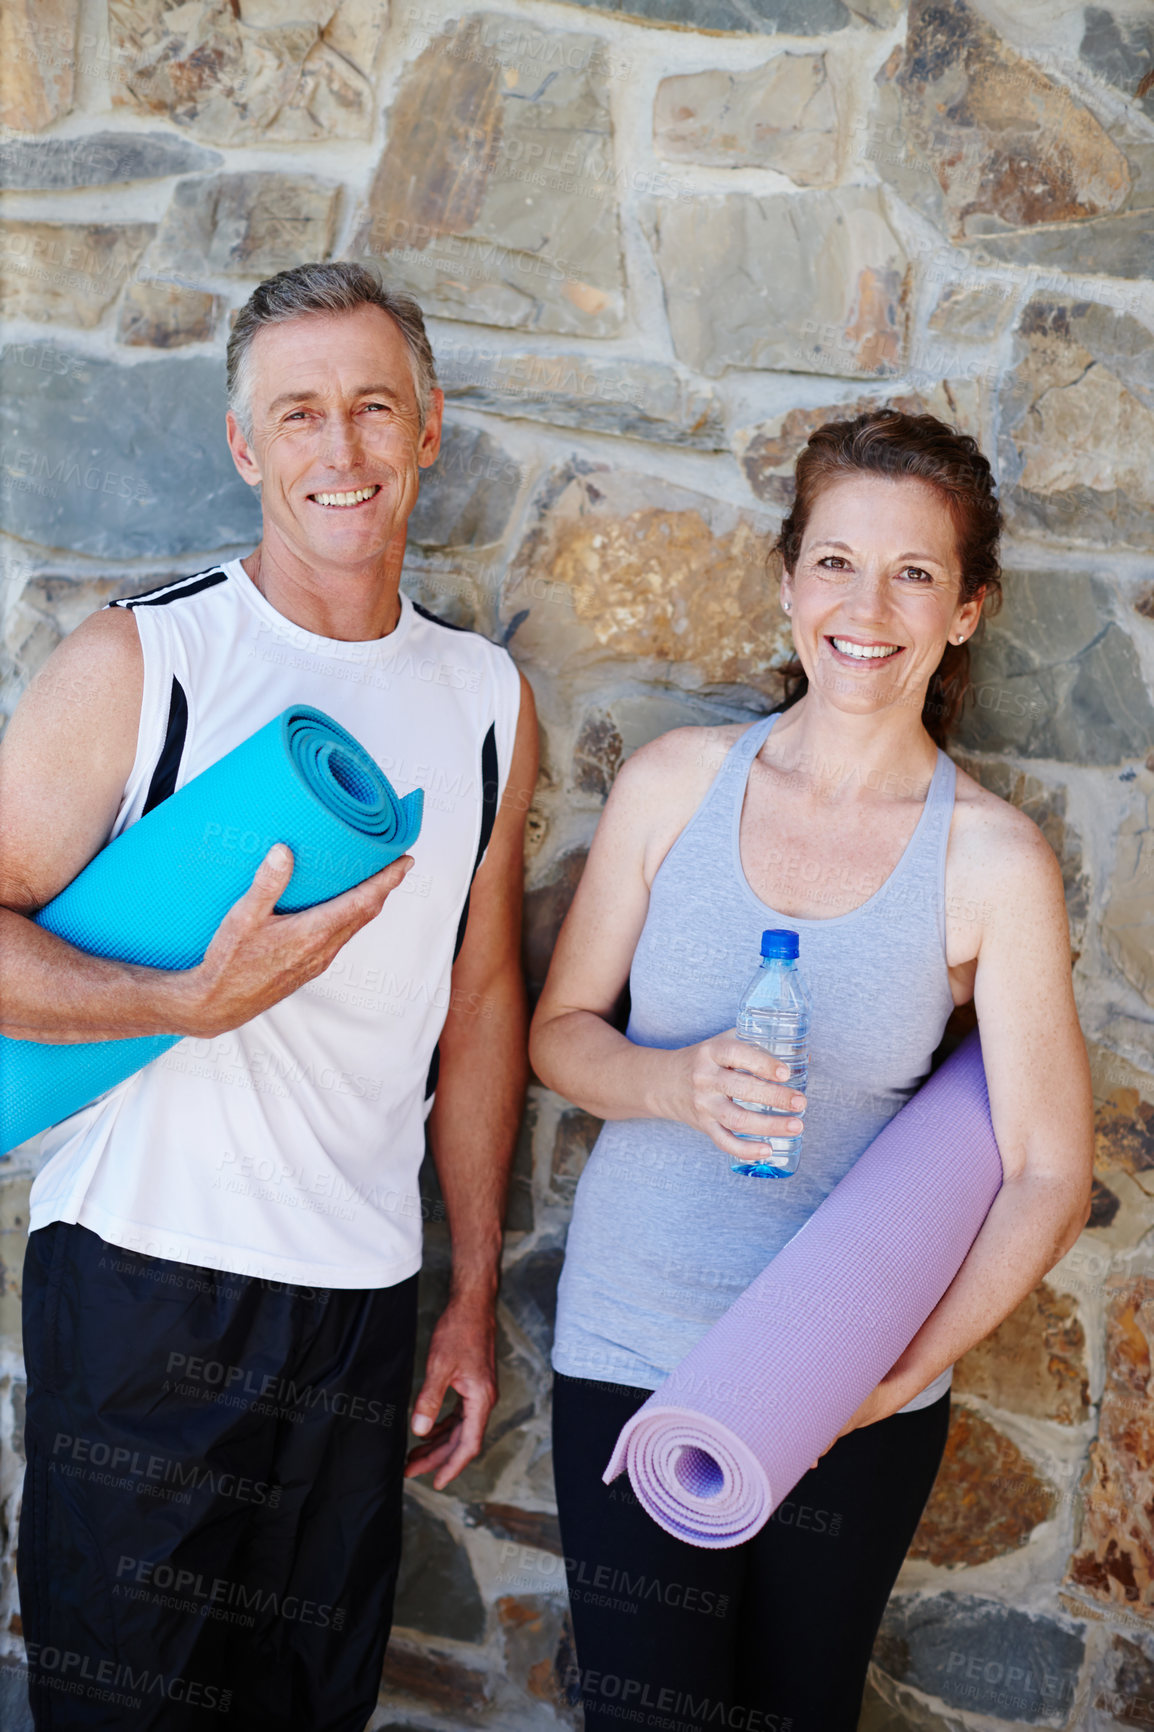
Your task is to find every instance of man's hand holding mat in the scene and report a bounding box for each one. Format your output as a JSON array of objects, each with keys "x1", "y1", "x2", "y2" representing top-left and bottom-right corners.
[{"x1": 0, "y1": 705, "x2": 423, "y2": 1153}]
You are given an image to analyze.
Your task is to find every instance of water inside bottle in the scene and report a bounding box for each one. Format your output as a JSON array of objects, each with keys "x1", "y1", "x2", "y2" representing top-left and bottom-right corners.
[{"x1": 731, "y1": 1009, "x2": 808, "y2": 1178}]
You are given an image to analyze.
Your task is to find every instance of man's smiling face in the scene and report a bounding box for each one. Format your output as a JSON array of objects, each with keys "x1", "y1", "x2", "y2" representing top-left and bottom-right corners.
[{"x1": 226, "y1": 303, "x2": 442, "y2": 574}]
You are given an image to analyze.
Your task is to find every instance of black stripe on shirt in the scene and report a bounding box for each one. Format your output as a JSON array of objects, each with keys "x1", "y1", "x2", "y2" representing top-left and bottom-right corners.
[
  {"x1": 141, "y1": 676, "x2": 189, "y2": 815},
  {"x1": 426, "y1": 722, "x2": 501, "y2": 1103},
  {"x1": 118, "y1": 571, "x2": 229, "y2": 610},
  {"x1": 452, "y1": 722, "x2": 500, "y2": 965}
]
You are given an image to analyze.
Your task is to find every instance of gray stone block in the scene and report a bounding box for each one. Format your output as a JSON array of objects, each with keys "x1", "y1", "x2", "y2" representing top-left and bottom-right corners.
[
  {"x1": 439, "y1": 346, "x2": 725, "y2": 449},
  {"x1": 393, "y1": 1494, "x2": 487, "y2": 1642},
  {"x1": 652, "y1": 187, "x2": 907, "y2": 379},
  {"x1": 504, "y1": 1098, "x2": 535, "y2": 1234},
  {"x1": 956, "y1": 572, "x2": 1154, "y2": 765},
  {"x1": 502, "y1": 1245, "x2": 565, "y2": 1355},
  {"x1": 409, "y1": 424, "x2": 522, "y2": 551},
  {"x1": 876, "y1": 1592, "x2": 1085, "y2": 1723},
  {"x1": 960, "y1": 210, "x2": 1153, "y2": 280},
  {"x1": 147, "y1": 173, "x2": 339, "y2": 282},
  {"x1": 1080, "y1": 6, "x2": 1154, "y2": 119},
  {"x1": 559, "y1": 0, "x2": 850, "y2": 30},
  {"x1": 0, "y1": 1664, "x2": 32, "y2": 1732},
  {"x1": 0, "y1": 131, "x2": 221, "y2": 190},
  {"x1": 0, "y1": 347, "x2": 260, "y2": 559}
]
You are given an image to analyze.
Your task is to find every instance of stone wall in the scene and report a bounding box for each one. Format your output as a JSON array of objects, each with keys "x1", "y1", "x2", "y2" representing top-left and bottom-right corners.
[{"x1": 1, "y1": 1, "x2": 1153, "y2": 1728}]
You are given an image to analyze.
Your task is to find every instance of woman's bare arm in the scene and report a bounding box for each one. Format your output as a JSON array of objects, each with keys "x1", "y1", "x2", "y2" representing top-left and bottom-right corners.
[
  {"x1": 529, "y1": 728, "x2": 806, "y2": 1159},
  {"x1": 848, "y1": 802, "x2": 1093, "y2": 1425}
]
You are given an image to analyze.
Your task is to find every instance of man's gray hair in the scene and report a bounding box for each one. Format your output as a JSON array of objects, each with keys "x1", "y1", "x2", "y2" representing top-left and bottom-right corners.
[{"x1": 226, "y1": 261, "x2": 438, "y2": 440}]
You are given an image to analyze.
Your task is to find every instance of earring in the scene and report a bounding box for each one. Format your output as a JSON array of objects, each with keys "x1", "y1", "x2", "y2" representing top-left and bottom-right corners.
[
  {"x1": 955, "y1": 634, "x2": 965, "y2": 643},
  {"x1": 783, "y1": 600, "x2": 791, "y2": 613}
]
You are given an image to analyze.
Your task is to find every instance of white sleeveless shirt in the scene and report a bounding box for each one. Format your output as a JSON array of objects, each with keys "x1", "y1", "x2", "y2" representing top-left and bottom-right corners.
[{"x1": 28, "y1": 559, "x2": 522, "y2": 1290}]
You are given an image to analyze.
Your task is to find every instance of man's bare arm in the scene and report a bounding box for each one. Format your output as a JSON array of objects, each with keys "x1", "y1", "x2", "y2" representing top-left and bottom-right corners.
[
  {"x1": 0, "y1": 606, "x2": 411, "y2": 1043},
  {"x1": 406, "y1": 671, "x2": 538, "y2": 1488}
]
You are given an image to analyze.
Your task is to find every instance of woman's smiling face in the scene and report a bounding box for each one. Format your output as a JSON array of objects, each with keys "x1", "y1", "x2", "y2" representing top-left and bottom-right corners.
[{"x1": 780, "y1": 472, "x2": 986, "y2": 722}]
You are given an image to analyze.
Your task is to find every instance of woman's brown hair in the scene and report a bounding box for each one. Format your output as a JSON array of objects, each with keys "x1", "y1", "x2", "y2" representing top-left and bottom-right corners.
[{"x1": 774, "y1": 407, "x2": 1003, "y2": 747}]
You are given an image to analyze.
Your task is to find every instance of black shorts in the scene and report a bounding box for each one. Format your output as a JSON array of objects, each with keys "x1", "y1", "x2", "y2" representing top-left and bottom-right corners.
[{"x1": 18, "y1": 1222, "x2": 418, "y2": 1731}]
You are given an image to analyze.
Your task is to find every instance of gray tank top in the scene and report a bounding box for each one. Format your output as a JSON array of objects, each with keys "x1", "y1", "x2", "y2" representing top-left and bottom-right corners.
[{"x1": 551, "y1": 712, "x2": 959, "y2": 1415}]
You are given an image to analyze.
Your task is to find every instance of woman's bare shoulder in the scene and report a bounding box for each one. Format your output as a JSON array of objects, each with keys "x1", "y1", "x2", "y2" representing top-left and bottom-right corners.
[
  {"x1": 608, "y1": 721, "x2": 755, "y2": 882},
  {"x1": 618, "y1": 721, "x2": 750, "y2": 790},
  {"x1": 949, "y1": 758, "x2": 1063, "y2": 888}
]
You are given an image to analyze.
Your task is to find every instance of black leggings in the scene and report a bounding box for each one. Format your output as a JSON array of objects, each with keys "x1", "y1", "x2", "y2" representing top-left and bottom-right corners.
[{"x1": 552, "y1": 1371, "x2": 950, "y2": 1732}]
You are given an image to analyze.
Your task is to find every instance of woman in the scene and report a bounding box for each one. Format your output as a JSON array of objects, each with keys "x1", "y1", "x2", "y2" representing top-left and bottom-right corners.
[{"x1": 530, "y1": 411, "x2": 1092, "y2": 1732}]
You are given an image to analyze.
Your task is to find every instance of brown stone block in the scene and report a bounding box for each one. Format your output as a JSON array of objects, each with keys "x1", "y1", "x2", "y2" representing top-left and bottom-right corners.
[
  {"x1": 952, "y1": 1282, "x2": 1089, "y2": 1425},
  {"x1": 0, "y1": 223, "x2": 154, "y2": 329},
  {"x1": 505, "y1": 468, "x2": 786, "y2": 697},
  {"x1": 572, "y1": 708, "x2": 623, "y2": 800},
  {"x1": 1016, "y1": 367, "x2": 1154, "y2": 532},
  {"x1": 1088, "y1": 1178, "x2": 1122, "y2": 1231},
  {"x1": 999, "y1": 296, "x2": 1154, "y2": 551},
  {"x1": 872, "y1": 0, "x2": 1132, "y2": 244},
  {"x1": 1095, "y1": 1086, "x2": 1154, "y2": 1182},
  {"x1": 926, "y1": 280, "x2": 1017, "y2": 344},
  {"x1": 551, "y1": 1108, "x2": 603, "y2": 1202},
  {"x1": 499, "y1": 1594, "x2": 578, "y2": 1718},
  {"x1": 109, "y1": 0, "x2": 385, "y2": 143},
  {"x1": 117, "y1": 280, "x2": 218, "y2": 348},
  {"x1": 738, "y1": 384, "x2": 980, "y2": 509},
  {"x1": 351, "y1": 13, "x2": 624, "y2": 337},
  {"x1": 1067, "y1": 1276, "x2": 1154, "y2": 1614},
  {"x1": 0, "y1": 0, "x2": 77, "y2": 132},
  {"x1": 466, "y1": 1501, "x2": 562, "y2": 1555},
  {"x1": 909, "y1": 1404, "x2": 1057, "y2": 1567},
  {"x1": 1095, "y1": 1634, "x2": 1154, "y2": 1728},
  {"x1": 654, "y1": 55, "x2": 838, "y2": 186},
  {"x1": 379, "y1": 1637, "x2": 491, "y2": 1716},
  {"x1": 524, "y1": 847, "x2": 588, "y2": 1008}
]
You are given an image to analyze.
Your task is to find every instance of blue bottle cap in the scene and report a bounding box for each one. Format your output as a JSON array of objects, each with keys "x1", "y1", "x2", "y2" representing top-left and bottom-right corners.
[{"x1": 760, "y1": 928, "x2": 799, "y2": 960}]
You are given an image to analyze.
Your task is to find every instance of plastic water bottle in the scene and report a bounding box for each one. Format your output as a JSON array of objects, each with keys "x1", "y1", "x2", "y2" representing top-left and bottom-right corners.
[{"x1": 730, "y1": 929, "x2": 810, "y2": 1179}]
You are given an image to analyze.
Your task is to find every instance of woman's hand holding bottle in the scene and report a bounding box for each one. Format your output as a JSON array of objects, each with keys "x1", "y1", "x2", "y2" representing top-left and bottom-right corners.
[{"x1": 663, "y1": 1031, "x2": 806, "y2": 1160}]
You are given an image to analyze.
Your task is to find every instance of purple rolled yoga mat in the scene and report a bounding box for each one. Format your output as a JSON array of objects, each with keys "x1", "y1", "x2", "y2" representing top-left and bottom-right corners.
[{"x1": 603, "y1": 1029, "x2": 1002, "y2": 1548}]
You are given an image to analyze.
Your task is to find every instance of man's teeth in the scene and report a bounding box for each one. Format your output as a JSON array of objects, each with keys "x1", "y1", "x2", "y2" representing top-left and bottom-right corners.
[
  {"x1": 831, "y1": 637, "x2": 901, "y2": 660},
  {"x1": 312, "y1": 486, "x2": 379, "y2": 508}
]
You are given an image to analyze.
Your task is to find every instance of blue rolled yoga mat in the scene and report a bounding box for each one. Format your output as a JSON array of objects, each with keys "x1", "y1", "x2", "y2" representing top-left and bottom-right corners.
[{"x1": 0, "y1": 706, "x2": 423, "y2": 1155}]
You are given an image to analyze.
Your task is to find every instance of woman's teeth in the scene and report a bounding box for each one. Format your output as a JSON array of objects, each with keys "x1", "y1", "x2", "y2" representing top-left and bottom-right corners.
[
  {"x1": 831, "y1": 637, "x2": 900, "y2": 660},
  {"x1": 312, "y1": 486, "x2": 379, "y2": 508}
]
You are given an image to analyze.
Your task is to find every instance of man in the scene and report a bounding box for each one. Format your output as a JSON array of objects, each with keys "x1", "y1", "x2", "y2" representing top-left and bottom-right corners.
[{"x1": 0, "y1": 261, "x2": 537, "y2": 1729}]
